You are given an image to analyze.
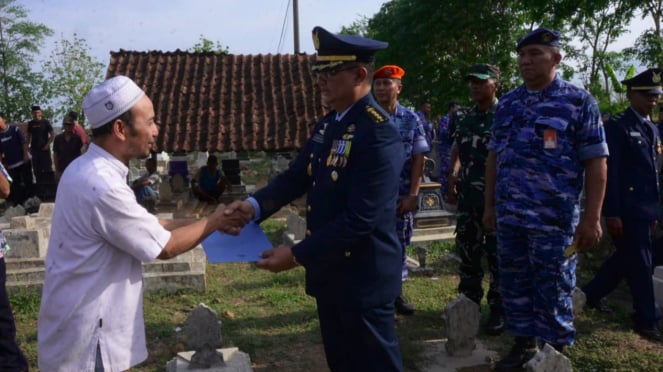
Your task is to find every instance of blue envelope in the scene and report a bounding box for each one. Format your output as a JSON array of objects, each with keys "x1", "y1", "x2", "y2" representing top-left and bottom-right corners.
[{"x1": 201, "y1": 222, "x2": 272, "y2": 263}]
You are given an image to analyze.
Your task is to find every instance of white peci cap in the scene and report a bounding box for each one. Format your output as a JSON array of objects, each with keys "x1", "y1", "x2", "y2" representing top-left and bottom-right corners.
[{"x1": 82, "y1": 75, "x2": 145, "y2": 129}]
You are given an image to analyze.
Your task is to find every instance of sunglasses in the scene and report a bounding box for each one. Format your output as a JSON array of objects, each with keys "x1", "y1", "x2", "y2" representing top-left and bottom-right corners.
[{"x1": 313, "y1": 64, "x2": 361, "y2": 79}]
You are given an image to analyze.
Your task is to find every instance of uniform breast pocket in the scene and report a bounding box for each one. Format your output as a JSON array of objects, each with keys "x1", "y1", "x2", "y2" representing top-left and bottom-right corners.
[
  {"x1": 535, "y1": 117, "x2": 569, "y2": 157},
  {"x1": 627, "y1": 134, "x2": 648, "y2": 151}
]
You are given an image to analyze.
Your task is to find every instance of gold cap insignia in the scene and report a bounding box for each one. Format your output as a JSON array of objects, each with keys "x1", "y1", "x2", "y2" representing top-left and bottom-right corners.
[
  {"x1": 541, "y1": 32, "x2": 552, "y2": 43},
  {"x1": 653, "y1": 71, "x2": 661, "y2": 84},
  {"x1": 313, "y1": 31, "x2": 320, "y2": 50}
]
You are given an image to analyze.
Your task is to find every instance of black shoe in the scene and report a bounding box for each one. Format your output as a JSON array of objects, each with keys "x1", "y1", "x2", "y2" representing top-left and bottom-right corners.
[
  {"x1": 395, "y1": 295, "x2": 415, "y2": 316},
  {"x1": 495, "y1": 336, "x2": 538, "y2": 371},
  {"x1": 587, "y1": 299, "x2": 612, "y2": 313},
  {"x1": 485, "y1": 311, "x2": 505, "y2": 335},
  {"x1": 634, "y1": 325, "x2": 662, "y2": 342}
]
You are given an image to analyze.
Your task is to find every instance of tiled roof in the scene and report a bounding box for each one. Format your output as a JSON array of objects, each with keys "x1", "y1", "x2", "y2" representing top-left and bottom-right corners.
[{"x1": 106, "y1": 50, "x2": 324, "y2": 153}]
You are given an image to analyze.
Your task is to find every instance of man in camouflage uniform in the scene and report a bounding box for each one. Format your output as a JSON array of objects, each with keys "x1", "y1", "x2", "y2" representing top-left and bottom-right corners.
[
  {"x1": 373, "y1": 64, "x2": 429, "y2": 315},
  {"x1": 447, "y1": 64, "x2": 503, "y2": 334},
  {"x1": 484, "y1": 28, "x2": 608, "y2": 370}
]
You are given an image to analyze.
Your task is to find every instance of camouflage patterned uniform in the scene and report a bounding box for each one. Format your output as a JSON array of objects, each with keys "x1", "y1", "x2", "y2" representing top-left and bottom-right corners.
[
  {"x1": 488, "y1": 75, "x2": 608, "y2": 345},
  {"x1": 438, "y1": 114, "x2": 453, "y2": 203},
  {"x1": 451, "y1": 101, "x2": 500, "y2": 311},
  {"x1": 392, "y1": 103, "x2": 429, "y2": 281}
]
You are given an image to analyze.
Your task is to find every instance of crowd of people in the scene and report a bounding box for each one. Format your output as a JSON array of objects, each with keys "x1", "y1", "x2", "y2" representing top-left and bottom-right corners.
[
  {"x1": 0, "y1": 23, "x2": 662, "y2": 372},
  {"x1": 0, "y1": 108, "x2": 88, "y2": 209}
]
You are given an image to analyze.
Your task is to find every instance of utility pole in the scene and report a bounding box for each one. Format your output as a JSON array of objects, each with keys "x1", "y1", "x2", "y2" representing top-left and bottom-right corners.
[{"x1": 293, "y1": 0, "x2": 300, "y2": 53}]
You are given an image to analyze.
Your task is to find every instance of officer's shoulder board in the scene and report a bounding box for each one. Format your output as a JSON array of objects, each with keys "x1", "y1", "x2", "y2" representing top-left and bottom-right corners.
[{"x1": 365, "y1": 105, "x2": 389, "y2": 125}]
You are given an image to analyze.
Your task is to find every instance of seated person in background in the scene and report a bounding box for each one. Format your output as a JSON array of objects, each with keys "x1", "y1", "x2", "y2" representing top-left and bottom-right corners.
[
  {"x1": 131, "y1": 158, "x2": 161, "y2": 213},
  {"x1": 191, "y1": 154, "x2": 226, "y2": 203}
]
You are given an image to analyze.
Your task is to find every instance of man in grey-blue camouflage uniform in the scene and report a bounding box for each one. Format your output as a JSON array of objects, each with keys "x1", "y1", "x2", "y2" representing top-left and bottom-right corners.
[{"x1": 483, "y1": 27, "x2": 608, "y2": 371}]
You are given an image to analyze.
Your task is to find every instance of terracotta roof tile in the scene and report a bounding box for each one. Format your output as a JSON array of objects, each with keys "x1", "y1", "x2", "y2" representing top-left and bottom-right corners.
[{"x1": 106, "y1": 50, "x2": 324, "y2": 153}]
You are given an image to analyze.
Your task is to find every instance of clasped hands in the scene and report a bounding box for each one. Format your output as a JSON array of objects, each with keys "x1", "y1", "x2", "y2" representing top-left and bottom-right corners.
[{"x1": 219, "y1": 200, "x2": 298, "y2": 273}]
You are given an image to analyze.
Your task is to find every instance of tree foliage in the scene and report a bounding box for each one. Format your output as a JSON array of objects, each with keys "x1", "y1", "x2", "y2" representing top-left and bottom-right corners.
[
  {"x1": 189, "y1": 35, "x2": 230, "y2": 55},
  {"x1": 0, "y1": 0, "x2": 52, "y2": 121},
  {"x1": 41, "y1": 33, "x2": 106, "y2": 125},
  {"x1": 342, "y1": 0, "x2": 658, "y2": 115}
]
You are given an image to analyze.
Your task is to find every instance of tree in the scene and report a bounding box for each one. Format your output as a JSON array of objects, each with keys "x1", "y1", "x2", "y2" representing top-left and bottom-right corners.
[
  {"x1": 0, "y1": 0, "x2": 52, "y2": 121},
  {"x1": 41, "y1": 33, "x2": 106, "y2": 124},
  {"x1": 189, "y1": 35, "x2": 230, "y2": 55},
  {"x1": 622, "y1": 0, "x2": 662, "y2": 68},
  {"x1": 567, "y1": 0, "x2": 635, "y2": 98},
  {"x1": 363, "y1": 0, "x2": 531, "y2": 113}
]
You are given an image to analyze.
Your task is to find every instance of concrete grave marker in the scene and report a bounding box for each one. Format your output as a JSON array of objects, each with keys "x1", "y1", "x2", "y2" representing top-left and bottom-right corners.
[
  {"x1": 526, "y1": 343, "x2": 572, "y2": 372},
  {"x1": 184, "y1": 303, "x2": 224, "y2": 368},
  {"x1": 442, "y1": 294, "x2": 480, "y2": 357}
]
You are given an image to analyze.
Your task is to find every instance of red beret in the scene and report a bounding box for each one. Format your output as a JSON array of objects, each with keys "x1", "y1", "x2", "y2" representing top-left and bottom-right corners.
[{"x1": 374, "y1": 65, "x2": 405, "y2": 80}]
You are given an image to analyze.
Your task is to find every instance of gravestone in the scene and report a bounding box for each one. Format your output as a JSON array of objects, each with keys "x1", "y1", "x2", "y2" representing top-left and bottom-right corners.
[
  {"x1": 166, "y1": 303, "x2": 253, "y2": 372},
  {"x1": 413, "y1": 158, "x2": 455, "y2": 228},
  {"x1": 4, "y1": 205, "x2": 25, "y2": 220},
  {"x1": 572, "y1": 287, "x2": 586, "y2": 315},
  {"x1": 525, "y1": 343, "x2": 572, "y2": 372},
  {"x1": 442, "y1": 294, "x2": 480, "y2": 357},
  {"x1": 184, "y1": 304, "x2": 224, "y2": 368},
  {"x1": 160, "y1": 179, "x2": 173, "y2": 203},
  {"x1": 271, "y1": 155, "x2": 291, "y2": 178},
  {"x1": 283, "y1": 212, "x2": 306, "y2": 245}
]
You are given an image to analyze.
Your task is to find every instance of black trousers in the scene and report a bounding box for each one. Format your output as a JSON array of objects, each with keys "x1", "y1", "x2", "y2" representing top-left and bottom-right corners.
[
  {"x1": 6, "y1": 163, "x2": 34, "y2": 206},
  {"x1": 0, "y1": 258, "x2": 28, "y2": 372}
]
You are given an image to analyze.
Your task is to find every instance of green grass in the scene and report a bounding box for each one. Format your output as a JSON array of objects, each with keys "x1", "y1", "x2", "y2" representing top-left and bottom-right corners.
[{"x1": 10, "y1": 222, "x2": 663, "y2": 371}]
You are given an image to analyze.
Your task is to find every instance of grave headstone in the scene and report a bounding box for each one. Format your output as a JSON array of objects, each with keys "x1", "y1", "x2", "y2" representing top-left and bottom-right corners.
[
  {"x1": 4, "y1": 205, "x2": 25, "y2": 220},
  {"x1": 184, "y1": 303, "x2": 224, "y2": 368},
  {"x1": 572, "y1": 287, "x2": 586, "y2": 315},
  {"x1": 525, "y1": 343, "x2": 572, "y2": 372},
  {"x1": 442, "y1": 294, "x2": 480, "y2": 357}
]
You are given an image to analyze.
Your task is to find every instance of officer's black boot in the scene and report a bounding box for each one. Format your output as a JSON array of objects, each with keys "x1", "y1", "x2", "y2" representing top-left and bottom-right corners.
[
  {"x1": 485, "y1": 307, "x2": 505, "y2": 335},
  {"x1": 495, "y1": 336, "x2": 538, "y2": 371}
]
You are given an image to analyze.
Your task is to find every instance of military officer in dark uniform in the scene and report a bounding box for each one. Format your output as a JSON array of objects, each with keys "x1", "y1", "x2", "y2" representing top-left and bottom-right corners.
[
  {"x1": 582, "y1": 68, "x2": 663, "y2": 342},
  {"x1": 225, "y1": 26, "x2": 405, "y2": 371}
]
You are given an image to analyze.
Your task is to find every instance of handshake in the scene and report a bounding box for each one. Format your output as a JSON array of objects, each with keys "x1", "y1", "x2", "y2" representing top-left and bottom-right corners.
[
  {"x1": 208, "y1": 200, "x2": 299, "y2": 273},
  {"x1": 206, "y1": 200, "x2": 255, "y2": 235}
]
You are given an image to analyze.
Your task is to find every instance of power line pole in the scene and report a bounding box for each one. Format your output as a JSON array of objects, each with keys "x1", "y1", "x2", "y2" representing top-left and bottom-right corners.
[{"x1": 293, "y1": 0, "x2": 300, "y2": 53}]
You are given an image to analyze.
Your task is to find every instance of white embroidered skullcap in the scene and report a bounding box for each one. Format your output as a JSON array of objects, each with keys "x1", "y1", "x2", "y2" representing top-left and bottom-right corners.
[{"x1": 82, "y1": 75, "x2": 145, "y2": 129}]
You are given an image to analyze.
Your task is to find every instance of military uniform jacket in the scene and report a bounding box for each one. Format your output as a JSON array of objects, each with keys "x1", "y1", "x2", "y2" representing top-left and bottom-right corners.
[
  {"x1": 451, "y1": 101, "x2": 496, "y2": 209},
  {"x1": 602, "y1": 108, "x2": 661, "y2": 221},
  {"x1": 253, "y1": 93, "x2": 405, "y2": 309},
  {"x1": 488, "y1": 76, "x2": 608, "y2": 233}
]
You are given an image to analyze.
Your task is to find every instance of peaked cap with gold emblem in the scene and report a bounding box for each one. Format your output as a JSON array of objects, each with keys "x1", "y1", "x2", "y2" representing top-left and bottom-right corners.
[
  {"x1": 516, "y1": 27, "x2": 561, "y2": 51},
  {"x1": 312, "y1": 26, "x2": 388, "y2": 71},
  {"x1": 621, "y1": 68, "x2": 663, "y2": 95}
]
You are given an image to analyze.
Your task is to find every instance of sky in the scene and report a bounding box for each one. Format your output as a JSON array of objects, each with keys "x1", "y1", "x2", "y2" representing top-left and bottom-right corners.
[
  {"x1": 19, "y1": 0, "x2": 651, "y2": 68},
  {"x1": 20, "y1": 0, "x2": 386, "y2": 66}
]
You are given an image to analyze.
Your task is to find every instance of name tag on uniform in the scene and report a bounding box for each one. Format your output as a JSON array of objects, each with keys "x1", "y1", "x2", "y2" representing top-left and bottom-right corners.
[
  {"x1": 629, "y1": 131, "x2": 641, "y2": 137},
  {"x1": 543, "y1": 129, "x2": 557, "y2": 149}
]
